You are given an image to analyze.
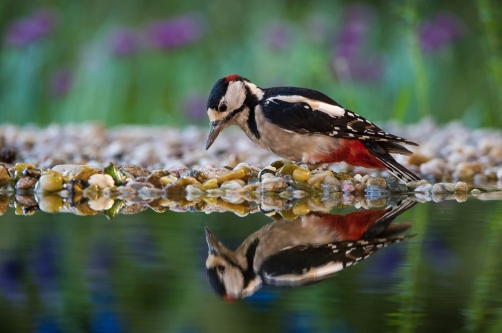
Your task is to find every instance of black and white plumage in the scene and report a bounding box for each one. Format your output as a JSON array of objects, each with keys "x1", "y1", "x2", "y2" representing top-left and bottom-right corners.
[
  {"x1": 205, "y1": 200, "x2": 417, "y2": 299},
  {"x1": 205, "y1": 75, "x2": 421, "y2": 183}
]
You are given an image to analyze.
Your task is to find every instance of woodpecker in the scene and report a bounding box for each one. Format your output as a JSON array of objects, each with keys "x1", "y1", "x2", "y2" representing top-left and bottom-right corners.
[
  {"x1": 205, "y1": 200, "x2": 416, "y2": 299},
  {"x1": 205, "y1": 74, "x2": 421, "y2": 182}
]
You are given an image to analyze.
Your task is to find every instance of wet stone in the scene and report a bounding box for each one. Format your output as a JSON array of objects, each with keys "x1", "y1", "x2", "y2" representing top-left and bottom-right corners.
[
  {"x1": 16, "y1": 176, "x2": 37, "y2": 190},
  {"x1": 37, "y1": 172, "x2": 63, "y2": 192},
  {"x1": 259, "y1": 166, "x2": 277, "y2": 180},
  {"x1": 120, "y1": 164, "x2": 151, "y2": 178},
  {"x1": 261, "y1": 177, "x2": 287, "y2": 192},
  {"x1": 89, "y1": 197, "x2": 114, "y2": 211},
  {"x1": 432, "y1": 183, "x2": 456, "y2": 194},
  {"x1": 88, "y1": 174, "x2": 115, "y2": 188},
  {"x1": 342, "y1": 179, "x2": 356, "y2": 193},
  {"x1": 292, "y1": 168, "x2": 310, "y2": 182},
  {"x1": 367, "y1": 177, "x2": 387, "y2": 188},
  {"x1": 0, "y1": 165, "x2": 10, "y2": 185},
  {"x1": 415, "y1": 183, "x2": 433, "y2": 193},
  {"x1": 454, "y1": 182, "x2": 469, "y2": 193}
]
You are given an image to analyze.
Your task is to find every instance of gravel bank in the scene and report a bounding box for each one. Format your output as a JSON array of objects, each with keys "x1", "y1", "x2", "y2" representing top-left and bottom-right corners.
[{"x1": 1, "y1": 119, "x2": 502, "y2": 182}]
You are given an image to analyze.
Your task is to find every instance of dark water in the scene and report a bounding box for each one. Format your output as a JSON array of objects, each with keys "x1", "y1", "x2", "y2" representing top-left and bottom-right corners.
[{"x1": 1, "y1": 196, "x2": 502, "y2": 333}]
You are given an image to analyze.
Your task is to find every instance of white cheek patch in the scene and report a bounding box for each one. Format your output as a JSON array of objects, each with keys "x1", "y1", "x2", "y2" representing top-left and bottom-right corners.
[
  {"x1": 225, "y1": 81, "x2": 246, "y2": 110},
  {"x1": 207, "y1": 108, "x2": 226, "y2": 122},
  {"x1": 269, "y1": 95, "x2": 345, "y2": 117}
]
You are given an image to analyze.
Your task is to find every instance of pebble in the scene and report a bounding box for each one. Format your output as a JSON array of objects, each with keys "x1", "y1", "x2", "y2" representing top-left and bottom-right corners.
[
  {"x1": 455, "y1": 182, "x2": 469, "y2": 193},
  {"x1": 37, "y1": 172, "x2": 63, "y2": 192},
  {"x1": 88, "y1": 174, "x2": 115, "y2": 188},
  {"x1": 292, "y1": 168, "x2": 311, "y2": 182},
  {"x1": 342, "y1": 179, "x2": 356, "y2": 192},
  {"x1": 88, "y1": 197, "x2": 114, "y2": 211},
  {"x1": 367, "y1": 177, "x2": 387, "y2": 188},
  {"x1": 415, "y1": 183, "x2": 433, "y2": 193},
  {"x1": 261, "y1": 177, "x2": 287, "y2": 192},
  {"x1": 432, "y1": 183, "x2": 456, "y2": 194},
  {"x1": 37, "y1": 194, "x2": 63, "y2": 213},
  {"x1": 0, "y1": 165, "x2": 9, "y2": 185},
  {"x1": 16, "y1": 176, "x2": 37, "y2": 190},
  {"x1": 220, "y1": 180, "x2": 246, "y2": 190}
]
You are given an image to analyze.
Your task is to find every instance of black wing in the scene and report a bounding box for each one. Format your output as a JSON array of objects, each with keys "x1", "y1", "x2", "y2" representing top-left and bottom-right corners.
[
  {"x1": 261, "y1": 88, "x2": 418, "y2": 146},
  {"x1": 259, "y1": 235, "x2": 415, "y2": 287},
  {"x1": 361, "y1": 199, "x2": 416, "y2": 239}
]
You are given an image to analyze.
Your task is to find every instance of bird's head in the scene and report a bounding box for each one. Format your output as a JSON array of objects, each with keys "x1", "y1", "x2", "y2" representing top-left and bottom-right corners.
[
  {"x1": 205, "y1": 227, "x2": 245, "y2": 300},
  {"x1": 205, "y1": 74, "x2": 262, "y2": 149}
]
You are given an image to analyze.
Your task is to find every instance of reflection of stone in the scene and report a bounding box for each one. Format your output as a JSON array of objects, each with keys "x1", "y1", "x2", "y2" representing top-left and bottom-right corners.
[{"x1": 205, "y1": 200, "x2": 416, "y2": 299}]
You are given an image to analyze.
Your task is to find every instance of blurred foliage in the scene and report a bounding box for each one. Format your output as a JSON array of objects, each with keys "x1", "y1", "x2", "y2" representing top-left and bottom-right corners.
[{"x1": 0, "y1": 0, "x2": 501, "y2": 127}]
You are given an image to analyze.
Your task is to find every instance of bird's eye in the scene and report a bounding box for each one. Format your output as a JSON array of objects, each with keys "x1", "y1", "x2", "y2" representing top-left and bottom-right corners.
[
  {"x1": 217, "y1": 265, "x2": 225, "y2": 273},
  {"x1": 219, "y1": 103, "x2": 227, "y2": 112}
]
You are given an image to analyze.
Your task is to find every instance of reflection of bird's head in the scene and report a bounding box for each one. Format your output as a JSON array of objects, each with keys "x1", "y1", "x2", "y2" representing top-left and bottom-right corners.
[{"x1": 205, "y1": 227, "x2": 248, "y2": 300}]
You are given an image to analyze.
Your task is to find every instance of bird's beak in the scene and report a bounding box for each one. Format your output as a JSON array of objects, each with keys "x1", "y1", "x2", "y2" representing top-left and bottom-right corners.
[
  {"x1": 205, "y1": 121, "x2": 224, "y2": 150},
  {"x1": 205, "y1": 227, "x2": 220, "y2": 254}
]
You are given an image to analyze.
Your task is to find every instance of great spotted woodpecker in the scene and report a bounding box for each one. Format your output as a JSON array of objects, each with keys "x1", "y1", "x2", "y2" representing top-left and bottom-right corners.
[
  {"x1": 205, "y1": 200, "x2": 416, "y2": 299},
  {"x1": 206, "y1": 74, "x2": 421, "y2": 183}
]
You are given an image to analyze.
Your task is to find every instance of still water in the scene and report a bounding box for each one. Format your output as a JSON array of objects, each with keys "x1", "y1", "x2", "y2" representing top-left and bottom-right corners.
[{"x1": 1, "y1": 195, "x2": 502, "y2": 333}]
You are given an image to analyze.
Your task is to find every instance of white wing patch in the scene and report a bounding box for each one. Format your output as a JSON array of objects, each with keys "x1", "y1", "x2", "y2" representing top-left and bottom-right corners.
[
  {"x1": 263, "y1": 262, "x2": 344, "y2": 286},
  {"x1": 268, "y1": 95, "x2": 345, "y2": 117}
]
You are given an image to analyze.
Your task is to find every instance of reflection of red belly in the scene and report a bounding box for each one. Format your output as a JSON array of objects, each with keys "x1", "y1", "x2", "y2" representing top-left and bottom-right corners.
[
  {"x1": 310, "y1": 139, "x2": 386, "y2": 169},
  {"x1": 312, "y1": 210, "x2": 389, "y2": 241}
]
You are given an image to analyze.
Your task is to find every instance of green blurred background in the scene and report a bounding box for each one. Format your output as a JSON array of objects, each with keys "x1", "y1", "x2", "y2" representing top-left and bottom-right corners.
[{"x1": 1, "y1": 0, "x2": 501, "y2": 127}]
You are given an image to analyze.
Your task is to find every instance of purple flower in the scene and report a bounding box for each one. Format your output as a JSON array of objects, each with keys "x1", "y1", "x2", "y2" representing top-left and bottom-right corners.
[
  {"x1": 331, "y1": 3, "x2": 383, "y2": 83},
  {"x1": 419, "y1": 12, "x2": 464, "y2": 53},
  {"x1": 147, "y1": 13, "x2": 206, "y2": 50},
  {"x1": 109, "y1": 28, "x2": 142, "y2": 57},
  {"x1": 335, "y1": 3, "x2": 373, "y2": 59},
  {"x1": 5, "y1": 9, "x2": 56, "y2": 47},
  {"x1": 49, "y1": 68, "x2": 72, "y2": 98},
  {"x1": 182, "y1": 94, "x2": 207, "y2": 121},
  {"x1": 265, "y1": 22, "x2": 293, "y2": 51}
]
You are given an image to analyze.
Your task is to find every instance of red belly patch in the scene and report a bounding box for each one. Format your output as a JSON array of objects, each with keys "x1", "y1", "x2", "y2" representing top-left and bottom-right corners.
[{"x1": 312, "y1": 139, "x2": 386, "y2": 169}]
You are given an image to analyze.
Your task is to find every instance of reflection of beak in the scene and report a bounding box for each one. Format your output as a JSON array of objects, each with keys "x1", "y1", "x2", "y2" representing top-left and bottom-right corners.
[
  {"x1": 205, "y1": 121, "x2": 224, "y2": 150},
  {"x1": 205, "y1": 227, "x2": 220, "y2": 254}
]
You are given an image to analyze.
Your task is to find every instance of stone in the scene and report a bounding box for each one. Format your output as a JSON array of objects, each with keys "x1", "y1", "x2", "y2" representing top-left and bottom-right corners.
[
  {"x1": 88, "y1": 174, "x2": 115, "y2": 188},
  {"x1": 342, "y1": 179, "x2": 356, "y2": 193},
  {"x1": 37, "y1": 194, "x2": 63, "y2": 213},
  {"x1": 415, "y1": 183, "x2": 433, "y2": 193},
  {"x1": 0, "y1": 165, "x2": 10, "y2": 186},
  {"x1": 292, "y1": 168, "x2": 310, "y2": 182},
  {"x1": 420, "y1": 158, "x2": 446, "y2": 178},
  {"x1": 408, "y1": 152, "x2": 432, "y2": 166},
  {"x1": 88, "y1": 197, "x2": 114, "y2": 211},
  {"x1": 220, "y1": 180, "x2": 246, "y2": 190},
  {"x1": 432, "y1": 183, "x2": 456, "y2": 193},
  {"x1": 367, "y1": 177, "x2": 387, "y2": 188},
  {"x1": 261, "y1": 177, "x2": 287, "y2": 192},
  {"x1": 37, "y1": 172, "x2": 63, "y2": 192},
  {"x1": 15, "y1": 176, "x2": 37, "y2": 190}
]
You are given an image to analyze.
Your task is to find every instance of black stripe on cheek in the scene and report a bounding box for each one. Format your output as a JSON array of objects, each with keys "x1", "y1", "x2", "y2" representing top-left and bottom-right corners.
[{"x1": 247, "y1": 107, "x2": 260, "y2": 140}]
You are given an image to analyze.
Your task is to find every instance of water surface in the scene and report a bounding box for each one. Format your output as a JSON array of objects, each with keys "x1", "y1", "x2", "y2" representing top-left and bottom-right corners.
[{"x1": 1, "y1": 197, "x2": 502, "y2": 333}]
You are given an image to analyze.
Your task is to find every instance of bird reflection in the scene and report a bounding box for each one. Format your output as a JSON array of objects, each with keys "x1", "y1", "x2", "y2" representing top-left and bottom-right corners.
[{"x1": 205, "y1": 200, "x2": 416, "y2": 299}]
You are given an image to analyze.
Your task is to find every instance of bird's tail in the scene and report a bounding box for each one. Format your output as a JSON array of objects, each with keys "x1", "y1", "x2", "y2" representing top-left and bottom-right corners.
[{"x1": 362, "y1": 141, "x2": 421, "y2": 183}]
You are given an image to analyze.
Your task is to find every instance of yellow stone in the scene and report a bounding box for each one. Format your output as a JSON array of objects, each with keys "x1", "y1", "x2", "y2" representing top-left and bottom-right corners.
[
  {"x1": 292, "y1": 203, "x2": 310, "y2": 216},
  {"x1": 38, "y1": 195, "x2": 63, "y2": 213},
  {"x1": 202, "y1": 178, "x2": 219, "y2": 190},
  {"x1": 278, "y1": 164, "x2": 298, "y2": 175},
  {"x1": 292, "y1": 168, "x2": 310, "y2": 182}
]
